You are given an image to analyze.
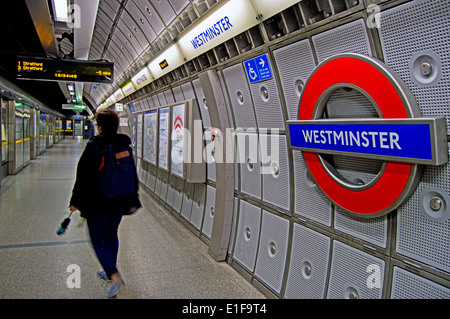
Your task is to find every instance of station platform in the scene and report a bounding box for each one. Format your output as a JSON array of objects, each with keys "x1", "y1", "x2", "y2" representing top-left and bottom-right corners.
[{"x1": 0, "y1": 138, "x2": 265, "y2": 299}]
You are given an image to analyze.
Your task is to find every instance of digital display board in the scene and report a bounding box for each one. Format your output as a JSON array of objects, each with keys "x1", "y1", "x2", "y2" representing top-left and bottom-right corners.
[{"x1": 17, "y1": 56, "x2": 114, "y2": 83}]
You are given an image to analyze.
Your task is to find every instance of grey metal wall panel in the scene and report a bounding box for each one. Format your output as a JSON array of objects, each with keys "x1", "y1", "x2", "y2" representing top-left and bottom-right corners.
[
  {"x1": 117, "y1": 19, "x2": 144, "y2": 56},
  {"x1": 157, "y1": 92, "x2": 167, "y2": 105},
  {"x1": 193, "y1": 78, "x2": 211, "y2": 128},
  {"x1": 292, "y1": 150, "x2": 332, "y2": 227},
  {"x1": 181, "y1": 182, "x2": 194, "y2": 221},
  {"x1": 222, "y1": 64, "x2": 257, "y2": 129},
  {"x1": 145, "y1": 166, "x2": 157, "y2": 192},
  {"x1": 311, "y1": 19, "x2": 372, "y2": 63},
  {"x1": 391, "y1": 267, "x2": 450, "y2": 299},
  {"x1": 237, "y1": 132, "x2": 261, "y2": 199},
  {"x1": 396, "y1": 163, "x2": 450, "y2": 273},
  {"x1": 119, "y1": 10, "x2": 149, "y2": 50},
  {"x1": 233, "y1": 200, "x2": 262, "y2": 272},
  {"x1": 169, "y1": 0, "x2": 188, "y2": 14},
  {"x1": 254, "y1": 211, "x2": 289, "y2": 294},
  {"x1": 181, "y1": 82, "x2": 195, "y2": 100},
  {"x1": 327, "y1": 241, "x2": 385, "y2": 299},
  {"x1": 334, "y1": 207, "x2": 388, "y2": 248},
  {"x1": 260, "y1": 134, "x2": 290, "y2": 211},
  {"x1": 150, "y1": 0, "x2": 176, "y2": 25},
  {"x1": 217, "y1": 70, "x2": 235, "y2": 129},
  {"x1": 125, "y1": 0, "x2": 157, "y2": 43},
  {"x1": 285, "y1": 223, "x2": 331, "y2": 299},
  {"x1": 249, "y1": 77, "x2": 285, "y2": 130},
  {"x1": 378, "y1": 0, "x2": 450, "y2": 134},
  {"x1": 202, "y1": 185, "x2": 216, "y2": 239},
  {"x1": 172, "y1": 86, "x2": 185, "y2": 102},
  {"x1": 228, "y1": 197, "x2": 238, "y2": 254},
  {"x1": 164, "y1": 90, "x2": 175, "y2": 104},
  {"x1": 132, "y1": 0, "x2": 165, "y2": 36},
  {"x1": 190, "y1": 183, "x2": 206, "y2": 230}
]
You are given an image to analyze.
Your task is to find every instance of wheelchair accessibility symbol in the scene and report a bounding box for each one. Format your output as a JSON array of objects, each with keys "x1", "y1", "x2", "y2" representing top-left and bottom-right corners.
[{"x1": 244, "y1": 53, "x2": 273, "y2": 84}]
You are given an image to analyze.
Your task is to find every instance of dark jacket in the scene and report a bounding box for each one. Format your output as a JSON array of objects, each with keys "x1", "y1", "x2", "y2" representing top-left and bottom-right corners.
[{"x1": 70, "y1": 133, "x2": 141, "y2": 218}]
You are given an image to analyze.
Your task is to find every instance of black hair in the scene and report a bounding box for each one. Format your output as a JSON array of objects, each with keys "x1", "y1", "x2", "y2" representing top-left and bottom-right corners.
[{"x1": 95, "y1": 109, "x2": 119, "y2": 134}]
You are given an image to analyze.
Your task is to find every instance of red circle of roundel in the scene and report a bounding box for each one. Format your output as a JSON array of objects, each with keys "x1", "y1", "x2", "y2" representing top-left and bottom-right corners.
[{"x1": 299, "y1": 56, "x2": 413, "y2": 216}]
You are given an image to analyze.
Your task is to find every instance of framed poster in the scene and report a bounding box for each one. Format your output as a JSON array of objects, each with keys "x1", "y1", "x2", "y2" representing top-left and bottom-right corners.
[
  {"x1": 143, "y1": 109, "x2": 158, "y2": 165},
  {"x1": 136, "y1": 112, "x2": 143, "y2": 158},
  {"x1": 158, "y1": 107, "x2": 170, "y2": 170},
  {"x1": 171, "y1": 103, "x2": 186, "y2": 178}
]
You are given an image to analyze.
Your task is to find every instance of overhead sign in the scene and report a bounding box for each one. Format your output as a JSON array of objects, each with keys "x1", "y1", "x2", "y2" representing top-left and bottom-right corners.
[
  {"x1": 289, "y1": 118, "x2": 446, "y2": 165},
  {"x1": 288, "y1": 53, "x2": 448, "y2": 218},
  {"x1": 62, "y1": 104, "x2": 86, "y2": 110},
  {"x1": 17, "y1": 56, "x2": 114, "y2": 83},
  {"x1": 244, "y1": 54, "x2": 273, "y2": 83}
]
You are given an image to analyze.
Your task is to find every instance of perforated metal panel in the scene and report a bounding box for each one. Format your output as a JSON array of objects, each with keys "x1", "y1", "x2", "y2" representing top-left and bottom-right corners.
[
  {"x1": 292, "y1": 150, "x2": 332, "y2": 227},
  {"x1": 391, "y1": 267, "x2": 450, "y2": 299},
  {"x1": 181, "y1": 82, "x2": 195, "y2": 100},
  {"x1": 132, "y1": 0, "x2": 164, "y2": 35},
  {"x1": 150, "y1": 0, "x2": 176, "y2": 25},
  {"x1": 284, "y1": 224, "x2": 331, "y2": 299},
  {"x1": 311, "y1": 19, "x2": 372, "y2": 63},
  {"x1": 254, "y1": 211, "x2": 289, "y2": 294},
  {"x1": 157, "y1": 92, "x2": 167, "y2": 105},
  {"x1": 228, "y1": 197, "x2": 238, "y2": 254},
  {"x1": 233, "y1": 200, "x2": 262, "y2": 272},
  {"x1": 260, "y1": 134, "x2": 290, "y2": 211},
  {"x1": 237, "y1": 132, "x2": 261, "y2": 199},
  {"x1": 180, "y1": 182, "x2": 194, "y2": 221},
  {"x1": 396, "y1": 163, "x2": 450, "y2": 273},
  {"x1": 155, "y1": 170, "x2": 168, "y2": 200},
  {"x1": 145, "y1": 166, "x2": 157, "y2": 192},
  {"x1": 190, "y1": 183, "x2": 206, "y2": 230},
  {"x1": 273, "y1": 39, "x2": 316, "y2": 120},
  {"x1": 173, "y1": 86, "x2": 185, "y2": 102},
  {"x1": 379, "y1": 0, "x2": 450, "y2": 133},
  {"x1": 164, "y1": 90, "x2": 175, "y2": 104},
  {"x1": 222, "y1": 64, "x2": 257, "y2": 129},
  {"x1": 327, "y1": 241, "x2": 385, "y2": 299},
  {"x1": 334, "y1": 207, "x2": 388, "y2": 248},
  {"x1": 249, "y1": 77, "x2": 285, "y2": 130},
  {"x1": 125, "y1": 0, "x2": 157, "y2": 43},
  {"x1": 202, "y1": 185, "x2": 216, "y2": 239},
  {"x1": 193, "y1": 78, "x2": 211, "y2": 128},
  {"x1": 171, "y1": 179, "x2": 184, "y2": 214}
]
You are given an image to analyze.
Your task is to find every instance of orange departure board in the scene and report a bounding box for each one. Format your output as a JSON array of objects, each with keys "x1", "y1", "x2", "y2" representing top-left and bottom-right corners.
[{"x1": 17, "y1": 56, "x2": 114, "y2": 83}]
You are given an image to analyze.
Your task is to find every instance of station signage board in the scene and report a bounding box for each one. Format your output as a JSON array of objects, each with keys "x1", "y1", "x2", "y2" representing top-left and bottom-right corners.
[{"x1": 288, "y1": 54, "x2": 448, "y2": 218}]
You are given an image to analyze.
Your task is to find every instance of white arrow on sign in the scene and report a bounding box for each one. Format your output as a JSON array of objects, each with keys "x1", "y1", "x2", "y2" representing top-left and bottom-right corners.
[{"x1": 259, "y1": 58, "x2": 265, "y2": 68}]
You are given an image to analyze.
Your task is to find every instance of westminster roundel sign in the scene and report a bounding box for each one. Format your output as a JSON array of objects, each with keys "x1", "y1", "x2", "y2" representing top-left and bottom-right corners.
[{"x1": 288, "y1": 53, "x2": 448, "y2": 218}]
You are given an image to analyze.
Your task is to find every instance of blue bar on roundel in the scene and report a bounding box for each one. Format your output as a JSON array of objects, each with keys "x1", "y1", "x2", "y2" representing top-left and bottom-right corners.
[{"x1": 288, "y1": 122, "x2": 432, "y2": 162}]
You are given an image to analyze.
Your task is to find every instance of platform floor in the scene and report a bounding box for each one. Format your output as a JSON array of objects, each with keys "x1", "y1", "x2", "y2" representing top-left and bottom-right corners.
[{"x1": 0, "y1": 138, "x2": 265, "y2": 299}]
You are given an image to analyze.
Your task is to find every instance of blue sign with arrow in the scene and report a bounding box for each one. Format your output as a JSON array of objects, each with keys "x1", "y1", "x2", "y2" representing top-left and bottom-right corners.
[{"x1": 244, "y1": 54, "x2": 273, "y2": 83}]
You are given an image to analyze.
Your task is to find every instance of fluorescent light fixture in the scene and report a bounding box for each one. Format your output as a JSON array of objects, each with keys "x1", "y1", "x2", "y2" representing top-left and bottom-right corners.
[
  {"x1": 67, "y1": 84, "x2": 74, "y2": 91},
  {"x1": 52, "y1": 0, "x2": 69, "y2": 22}
]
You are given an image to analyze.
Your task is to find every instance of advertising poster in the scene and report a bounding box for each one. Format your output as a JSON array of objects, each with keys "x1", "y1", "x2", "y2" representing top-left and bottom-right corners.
[
  {"x1": 159, "y1": 107, "x2": 170, "y2": 170},
  {"x1": 171, "y1": 103, "x2": 185, "y2": 177},
  {"x1": 143, "y1": 109, "x2": 158, "y2": 165},
  {"x1": 136, "y1": 113, "x2": 143, "y2": 158}
]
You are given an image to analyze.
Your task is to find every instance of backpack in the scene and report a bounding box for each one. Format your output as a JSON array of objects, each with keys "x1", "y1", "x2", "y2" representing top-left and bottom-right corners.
[{"x1": 97, "y1": 142, "x2": 137, "y2": 201}]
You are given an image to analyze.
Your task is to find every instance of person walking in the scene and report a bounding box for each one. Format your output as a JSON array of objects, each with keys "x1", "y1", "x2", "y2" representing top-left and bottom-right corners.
[{"x1": 69, "y1": 109, "x2": 141, "y2": 298}]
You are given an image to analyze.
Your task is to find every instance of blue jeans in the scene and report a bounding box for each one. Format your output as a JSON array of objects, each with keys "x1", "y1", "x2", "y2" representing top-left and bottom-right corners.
[{"x1": 87, "y1": 211, "x2": 123, "y2": 278}]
